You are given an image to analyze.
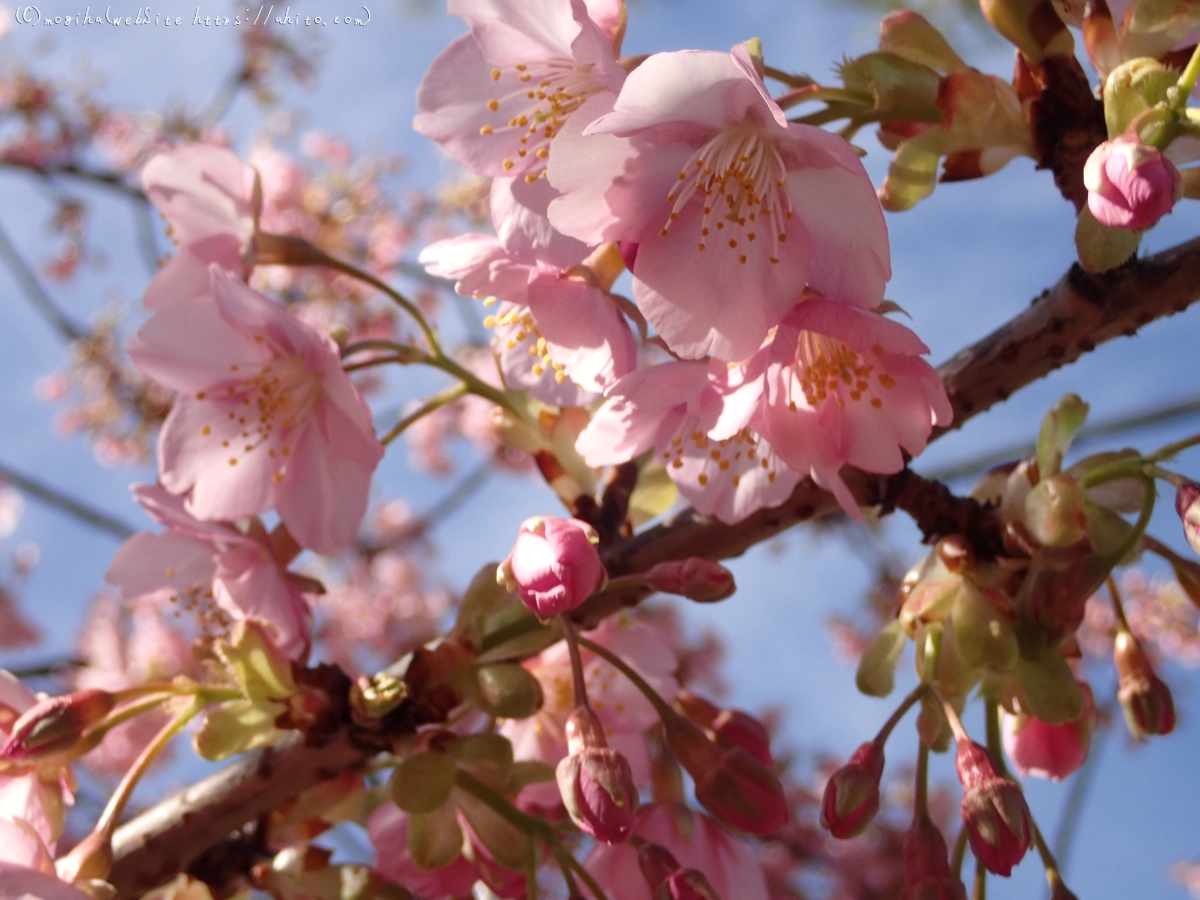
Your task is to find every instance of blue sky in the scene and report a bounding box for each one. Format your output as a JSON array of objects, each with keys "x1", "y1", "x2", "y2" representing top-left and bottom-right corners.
[{"x1": 0, "y1": 0, "x2": 1198, "y2": 897}]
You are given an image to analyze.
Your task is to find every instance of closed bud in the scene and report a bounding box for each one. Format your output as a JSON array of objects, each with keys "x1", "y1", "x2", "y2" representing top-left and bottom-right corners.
[
  {"x1": 2, "y1": 689, "x2": 115, "y2": 762},
  {"x1": 712, "y1": 709, "x2": 772, "y2": 767},
  {"x1": 556, "y1": 707, "x2": 637, "y2": 843},
  {"x1": 1003, "y1": 681, "x2": 1096, "y2": 781},
  {"x1": 349, "y1": 673, "x2": 407, "y2": 724},
  {"x1": 497, "y1": 517, "x2": 606, "y2": 618},
  {"x1": 821, "y1": 741, "x2": 885, "y2": 839},
  {"x1": 1084, "y1": 135, "x2": 1182, "y2": 230},
  {"x1": 899, "y1": 814, "x2": 966, "y2": 900},
  {"x1": 644, "y1": 558, "x2": 735, "y2": 603},
  {"x1": 1114, "y1": 630, "x2": 1176, "y2": 739},
  {"x1": 1176, "y1": 481, "x2": 1200, "y2": 556},
  {"x1": 954, "y1": 741, "x2": 1033, "y2": 876}
]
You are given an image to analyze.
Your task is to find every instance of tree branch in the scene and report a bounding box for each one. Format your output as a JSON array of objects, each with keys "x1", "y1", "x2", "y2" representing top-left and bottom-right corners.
[{"x1": 106, "y1": 234, "x2": 1200, "y2": 897}]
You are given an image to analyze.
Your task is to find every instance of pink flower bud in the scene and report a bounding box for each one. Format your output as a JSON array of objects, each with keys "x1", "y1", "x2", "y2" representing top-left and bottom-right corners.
[
  {"x1": 643, "y1": 558, "x2": 736, "y2": 603},
  {"x1": 821, "y1": 741, "x2": 885, "y2": 839},
  {"x1": 555, "y1": 707, "x2": 637, "y2": 844},
  {"x1": 661, "y1": 711, "x2": 787, "y2": 836},
  {"x1": 498, "y1": 517, "x2": 606, "y2": 617},
  {"x1": 954, "y1": 741, "x2": 1033, "y2": 876},
  {"x1": 712, "y1": 709, "x2": 773, "y2": 767},
  {"x1": 637, "y1": 844, "x2": 722, "y2": 900},
  {"x1": 2, "y1": 689, "x2": 115, "y2": 762},
  {"x1": 1003, "y1": 681, "x2": 1096, "y2": 781},
  {"x1": 1114, "y1": 630, "x2": 1176, "y2": 739},
  {"x1": 1176, "y1": 481, "x2": 1200, "y2": 556},
  {"x1": 1084, "y1": 136, "x2": 1182, "y2": 230},
  {"x1": 899, "y1": 814, "x2": 967, "y2": 900}
]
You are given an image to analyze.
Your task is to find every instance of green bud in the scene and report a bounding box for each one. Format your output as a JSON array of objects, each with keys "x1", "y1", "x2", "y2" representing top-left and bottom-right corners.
[
  {"x1": 855, "y1": 620, "x2": 908, "y2": 698},
  {"x1": 1103, "y1": 57, "x2": 1176, "y2": 138},
  {"x1": 390, "y1": 751, "x2": 458, "y2": 814},
  {"x1": 1036, "y1": 394, "x2": 1089, "y2": 478},
  {"x1": 878, "y1": 10, "x2": 967, "y2": 73},
  {"x1": 1025, "y1": 474, "x2": 1089, "y2": 547},
  {"x1": 350, "y1": 673, "x2": 407, "y2": 723}
]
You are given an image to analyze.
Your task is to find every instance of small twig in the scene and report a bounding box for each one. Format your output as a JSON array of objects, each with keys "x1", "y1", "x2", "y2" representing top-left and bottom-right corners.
[
  {"x1": 0, "y1": 459, "x2": 136, "y2": 540},
  {"x1": 0, "y1": 219, "x2": 86, "y2": 342}
]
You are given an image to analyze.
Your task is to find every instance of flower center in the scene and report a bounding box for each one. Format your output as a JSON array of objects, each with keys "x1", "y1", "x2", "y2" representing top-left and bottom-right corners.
[
  {"x1": 660, "y1": 124, "x2": 792, "y2": 265},
  {"x1": 789, "y1": 331, "x2": 895, "y2": 410},
  {"x1": 481, "y1": 61, "x2": 605, "y2": 182},
  {"x1": 197, "y1": 348, "x2": 323, "y2": 479},
  {"x1": 484, "y1": 301, "x2": 569, "y2": 384},
  {"x1": 660, "y1": 426, "x2": 782, "y2": 488}
]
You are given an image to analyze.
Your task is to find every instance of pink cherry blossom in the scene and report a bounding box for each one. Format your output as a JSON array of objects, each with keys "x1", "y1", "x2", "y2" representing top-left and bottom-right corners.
[
  {"x1": 141, "y1": 144, "x2": 260, "y2": 309},
  {"x1": 724, "y1": 298, "x2": 952, "y2": 518},
  {"x1": 414, "y1": 0, "x2": 627, "y2": 180},
  {"x1": 576, "y1": 360, "x2": 800, "y2": 524},
  {"x1": 547, "y1": 43, "x2": 889, "y2": 361},
  {"x1": 105, "y1": 484, "x2": 314, "y2": 659},
  {"x1": 129, "y1": 265, "x2": 384, "y2": 554},
  {"x1": 502, "y1": 617, "x2": 678, "y2": 808},
  {"x1": 419, "y1": 177, "x2": 636, "y2": 405},
  {"x1": 585, "y1": 803, "x2": 769, "y2": 900},
  {"x1": 1003, "y1": 681, "x2": 1096, "y2": 781},
  {"x1": 1084, "y1": 135, "x2": 1182, "y2": 230}
]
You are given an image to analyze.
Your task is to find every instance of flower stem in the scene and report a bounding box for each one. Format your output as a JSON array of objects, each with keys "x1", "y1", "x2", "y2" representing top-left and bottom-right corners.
[
  {"x1": 761, "y1": 65, "x2": 816, "y2": 88},
  {"x1": 972, "y1": 858, "x2": 987, "y2": 900},
  {"x1": 875, "y1": 683, "x2": 927, "y2": 747},
  {"x1": 1107, "y1": 574, "x2": 1132, "y2": 631},
  {"x1": 560, "y1": 615, "x2": 590, "y2": 710},
  {"x1": 575, "y1": 634, "x2": 673, "y2": 720},
  {"x1": 380, "y1": 384, "x2": 469, "y2": 446},
  {"x1": 951, "y1": 825, "x2": 969, "y2": 878},
  {"x1": 915, "y1": 741, "x2": 930, "y2": 818},
  {"x1": 555, "y1": 844, "x2": 612, "y2": 900},
  {"x1": 930, "y1": 685, "x2": 970, "y2": 745},
  {"x1": 454, "y1": 769, "x2": 552, "y2": 839},
  {"x1": 984, "y1": 699, "x2": 1009, "y2": 778}
]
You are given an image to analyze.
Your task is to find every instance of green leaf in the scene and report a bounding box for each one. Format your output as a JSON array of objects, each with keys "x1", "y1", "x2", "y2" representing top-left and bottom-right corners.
[
  {"x1": 855, "y1": 620, "x2": 908, "y2": 697},
  {"x1": 1036, "y1": 394, "x2": 1090, "y2": 478},
  {"x1": 408, "y1": 803, "x2": 464, "y2": 871},
  {"x1": 1074, "y1": 205, "x2": 1142, "y2": 272},
  {"x1": 390, "y1": 751, "x2": 458, "y2": 814}
]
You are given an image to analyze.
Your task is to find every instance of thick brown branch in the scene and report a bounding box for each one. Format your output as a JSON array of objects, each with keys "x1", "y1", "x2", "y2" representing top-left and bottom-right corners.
[{"x1": 108, "y1": 235, "x2": 1200, "y2": 896}]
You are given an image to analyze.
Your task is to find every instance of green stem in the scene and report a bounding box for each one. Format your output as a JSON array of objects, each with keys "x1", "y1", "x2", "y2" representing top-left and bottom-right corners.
[
  {"x1": 951, "y1": 825, "x2": 969, "y2": 878},
  {"x1": 342, "y1": 355, "x2": 410, "y2": 374},
  {"x1": 915, "y1": 742, "x2": 930, "y2": 818},
  {"x1": 93, "y1": 697, "x2": 204, "y2": 839},
  {"x1": 555, "y1": 845, "x2": 581, "y2": 896},
  {"x1": 1111, "y1": 474, "x2": 1157, "y2": 566},
  {"x1": 1145, "y1": 431, "x2": 1200, "y2": 463},
  {"x1": 454, "y1": 769, "x2": 551, "y2": 839},
  {"x1": 930, "y1": 685, "x2": 970, "y2": 745},
  {"x1": 972, "y1": 859, "x2": 987, "y2": 900},
  {"x1": 83, "y1": 692, "x2": 178, "y2": 742},
  {"x1": 556, "y1": 846, "x2": 611, "y2": 900},
  {"x1": 1032, "y1": 821, "x2": 1065, "y2": 888},
  {"x1": 1176, "y1": 41, "x2": 1200, "y2": 102},
  {"x1": 576, "y1": 634, "x2": 673, "y2": 720},
  {"x1": 985, "y1": 699, "x2": 1008, "y2": 778},
  {"x1": 1107, "y1": 574, "x2": 1132, "y2": 631},
  {"x1": 761, "y1": 65, "x2": 816, "y2": 88},
  {"x1": 380, "y1": 384, "x2": 469, "y2": 446},
  {"x1": 424, "y1": 352, "x2": 523, "y2": 420},
  {"x1": 297, "y1": 244, "x2": 440, "y2": 352},
  {"x1": 875, "y1": 684, "x2": 927, "y2": 747}
]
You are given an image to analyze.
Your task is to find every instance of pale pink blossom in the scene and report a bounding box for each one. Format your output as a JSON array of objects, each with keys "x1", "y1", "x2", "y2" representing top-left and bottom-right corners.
[
  {"x1": 1084, "y1": 135, "x2": 1182, "y2": 230},
  {"x1": 105, "y1": 484, "x2": 314, "y2": 658},
  {"x1": 548, "y1": 43, "x2": 889, "y2": 361},
  {"x1": 419, "y1": 176, "x2": 636, "y2": 405},
  {"x1": 414, "y1": 0, "x2": 627, "y2": 179},
  {"x1": 141, "y1": 144, "x2": 260, "y2": 309},
  {"x1": 576, "y1": 360, "x2": 800, "y2": 524},
  {"x1": 129, "y1": 266, "x2": 384, "y2": 554},
  {"x1": 502, "y1": 617, "x2": 678, "y2": 807},
  {"x1": 725, "y1": 299, "x2": 952, "y2": 517},
  {"x1": 585, "y1": 803, "x2": 769, "y2": 900},
  {"x1": 1003, "y1": 681, "x2": 1096, "y2": 781}
]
